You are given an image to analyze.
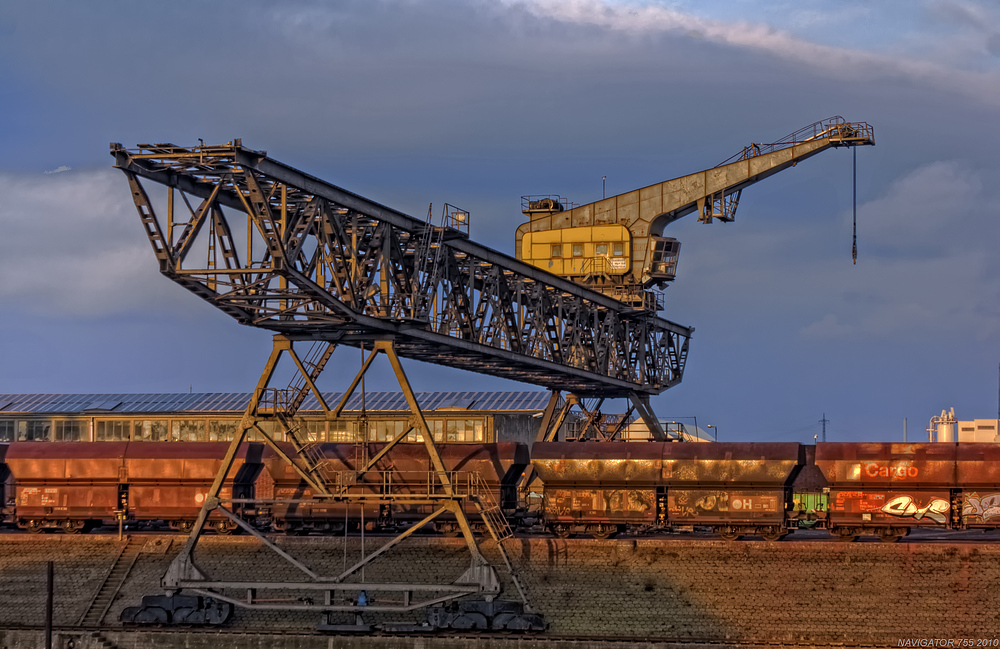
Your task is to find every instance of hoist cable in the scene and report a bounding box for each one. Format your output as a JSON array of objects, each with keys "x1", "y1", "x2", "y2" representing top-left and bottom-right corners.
[{"x1": 852, "y1": 146, "x2": 858, "y2": 265}]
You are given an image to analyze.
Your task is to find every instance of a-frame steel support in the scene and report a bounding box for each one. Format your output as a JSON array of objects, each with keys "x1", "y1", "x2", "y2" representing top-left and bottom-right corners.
[{"x1": 159, "y1": 334, "x2": 529, "y2": 622}]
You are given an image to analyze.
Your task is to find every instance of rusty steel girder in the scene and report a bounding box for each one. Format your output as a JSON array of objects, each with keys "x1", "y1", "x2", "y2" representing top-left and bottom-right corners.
[{"x1": 111, "y1": 141, "x2": 692, "y2": 397}]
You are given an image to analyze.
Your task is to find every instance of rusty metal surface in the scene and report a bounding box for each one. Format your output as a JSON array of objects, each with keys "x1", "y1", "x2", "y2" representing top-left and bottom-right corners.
[
  {"x1": 5, "y1": 442, "x2": 129, "y2": 482},
  {"x1": 955, "y1": 443, "x2": 1000, "y2": 486},
  {"x1": 15, "y1": 485, "x2": 119, "y2": 518},
  {"x1": 661, "y1": 442, "x2": 800, "y2": 485},
  {"x1": 531, "y1": 442, "x2": 664, "y2": 485},
  {"x1": 263, "y1": 442, "x2": 526, "y2": 488},
  {"x1": 532, "y1": 442, "x2": 800, "y2": 487},
  {"x1": 543, "y1": 487, "x2": 656, "y2": 524},
  {"x1": 816, "y1": 443, "x2": 958, "y2": 487},
  {"x1": 130, "y1": 485, "x2": 235, "y2": 519},
  {"x1": 123, "y1": 442, "x2": 257, "y2": 483},
  {"x1": 667, "y1": 489, "x2": 784, "y2": 524}
]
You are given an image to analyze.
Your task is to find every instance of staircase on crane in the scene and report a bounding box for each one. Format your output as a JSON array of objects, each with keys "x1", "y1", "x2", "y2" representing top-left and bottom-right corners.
[{"x1": 78, "y1": 536, "x2": 144, "y2": 627}]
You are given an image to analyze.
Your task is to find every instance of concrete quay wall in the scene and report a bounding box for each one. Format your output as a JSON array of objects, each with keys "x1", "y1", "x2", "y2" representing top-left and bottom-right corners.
[{"x1": 0, "y1": 534, "x2": 996, "y2": 647}]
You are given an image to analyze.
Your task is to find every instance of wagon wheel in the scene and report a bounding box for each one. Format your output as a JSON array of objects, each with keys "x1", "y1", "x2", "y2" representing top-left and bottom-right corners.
[
  {"x1": 836, "y1": 534, "x2": 857, "y2": 542},
  {"x1": 215, "y1": 520, "x2": 238, "y2": 535},
  {"x1": 550, "y1": 525, "x2": 571, "y2": 539},
  {"x1": 589, "y1": 526, "x2": 614, "y2": 540},
  {"x1": 760, "y1": 530, "x2": 786, "y2": 542},
  {"x1": 25, "y1": 520, "x2": 46, "y2": 534},
  {"x1": 174, "y1": 520, "x2": 194, "y2": 534},
  {"x1": 62, "y1": 520, "x2": 83, "y2": 535},
  {"x1": 877, "y1": 528, "x2": 901, "y2": 543},
  {"x1": 716, "y1": 527, "x2": 742, "y2": 541}
]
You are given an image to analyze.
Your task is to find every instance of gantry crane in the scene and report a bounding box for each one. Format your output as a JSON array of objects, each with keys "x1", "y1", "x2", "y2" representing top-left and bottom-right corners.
[{"x1": 108, "y1": 116, "x2": 873, "y2": 628}]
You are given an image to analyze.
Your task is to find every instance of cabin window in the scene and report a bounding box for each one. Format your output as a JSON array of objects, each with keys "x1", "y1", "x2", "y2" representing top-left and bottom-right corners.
[
  {"x1": 54, "y1": 420, "x2": 86, "y2": 442},
  {"x1": 595, "y1": 243, "x2": 608, "y2": 256},
  {"x1": 0, "y1": 420, "x2": 14, "y2": 442},
  {"x1": 572, "y1": 244, "x2": 584, "y2": 257},
  {"x1": 18, "y1": 420, "x2": 51, "y2": 442},
  {"x1": 96, "y1": 420, "x2": 130, "y2": 441},
  {"x1": 550, "y1": 244, "x2": 562, "y2": 258},
  {"x1": 134, "y1": 420, "x2": 169, "y2": 441},
  {"x1": 613, "y1": 242, "x2": 624, "y2": 256}
]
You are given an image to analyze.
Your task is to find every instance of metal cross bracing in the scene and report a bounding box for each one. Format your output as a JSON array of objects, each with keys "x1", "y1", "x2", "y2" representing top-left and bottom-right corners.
[
  {"x1": 132, "y1": 335, "x2": 537, "y2": 630},
  {"x1": 110, "y1": 141, "x2": 692, "y2": 399}
]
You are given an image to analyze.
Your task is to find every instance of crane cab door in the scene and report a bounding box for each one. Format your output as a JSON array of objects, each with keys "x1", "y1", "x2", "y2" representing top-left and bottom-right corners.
[{"x1": 648, "y1": 237, "x2": 680, "y2": 282}]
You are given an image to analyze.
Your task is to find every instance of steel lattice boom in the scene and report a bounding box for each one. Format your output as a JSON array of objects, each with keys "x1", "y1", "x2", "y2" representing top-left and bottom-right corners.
[{"x1": 111, "y1": 141, "x2": 692, "y2": 398}]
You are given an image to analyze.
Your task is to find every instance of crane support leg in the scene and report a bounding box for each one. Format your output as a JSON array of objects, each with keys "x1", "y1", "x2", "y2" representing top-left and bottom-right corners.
[
  {"x1": 141, "y1": 333, "x2": 533, "y2": 629},
  {"x1": 629, "y1": 393, "x2": 667, "y2": 442}
]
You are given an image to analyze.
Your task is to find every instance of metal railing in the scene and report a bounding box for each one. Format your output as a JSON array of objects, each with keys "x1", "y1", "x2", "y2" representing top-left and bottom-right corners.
[
  {"x1": 326, "y1": 470, "x2": 490, "y2": 499},
  {"x1": 716, "y1": 116, "x2": 874, "y2": 167}
]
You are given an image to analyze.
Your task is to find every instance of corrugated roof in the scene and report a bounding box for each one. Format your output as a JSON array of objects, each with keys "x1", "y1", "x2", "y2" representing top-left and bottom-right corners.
[{"x1": 0, "y1": 391, "x2": 553, "y2": 415}]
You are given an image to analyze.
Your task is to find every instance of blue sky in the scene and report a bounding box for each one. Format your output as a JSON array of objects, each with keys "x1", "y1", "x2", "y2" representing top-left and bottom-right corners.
[{"x1": 2, "y1": 0, "x2": 1000, "y2": 443}]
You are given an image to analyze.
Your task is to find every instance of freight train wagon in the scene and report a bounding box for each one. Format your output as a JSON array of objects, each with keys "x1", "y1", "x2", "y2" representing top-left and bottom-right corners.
[
  {"x1": 531, "y1": 442, "x2": 804, "y2": 540},
  {"x1": 261, "y1": 442, "x2": 529, "y2": 535},
  {"x1": 4, "y1": 442, "x2": 263, "y2": 533}
]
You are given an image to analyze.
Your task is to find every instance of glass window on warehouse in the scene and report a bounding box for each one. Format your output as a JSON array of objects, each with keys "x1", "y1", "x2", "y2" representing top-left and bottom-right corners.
[
  {"x1": 96, "y1": 420, "x2": 131, "y2": 441},
  {"x1": 403, "y1": 419, "x2": 484, "y2": 443},
  {"x1": 18, "y1": 420, "x2": 52, "y2": 441},
  {"x1": 371, "y1": 419, "x2": 408, "y2": 442},
  {"x1": 209, "y1": 420, "x2": 239, "y2": 441},
  {"x1": 252, "y1": 420, "x2": 284, "y2": 442},
  {"x1": 134, "y1": 420, "x2": 169, "y2": 442},
  {"x1": 445, "y1": 418, "x2": 484, "y2": 442},
  {"x1": 0, "y1": 420, "x2": 14, "y2": 442},
  {"x1": 329, "y1": 420, "x2": 356, "y2": 442},
  {"x1": 404, "y1": 419, "x2": 441, "y2": 443},
  {"x1": 54, "y1": 420, "x2": 86, "y2": 441},
  {"x1": 172, "y1": 419, "x2": 207, "y2": 442},
  {"x1": 304, "y1": 420, "x2": 326, "y2": 442}
]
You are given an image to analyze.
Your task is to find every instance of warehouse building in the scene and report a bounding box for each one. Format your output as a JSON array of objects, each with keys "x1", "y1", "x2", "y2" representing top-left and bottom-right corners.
[{"x1": 0, "y1": 391, "x2": 556, "y2": 446}]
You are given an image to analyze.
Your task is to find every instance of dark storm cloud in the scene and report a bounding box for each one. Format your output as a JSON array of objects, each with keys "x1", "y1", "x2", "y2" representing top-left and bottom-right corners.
[{"x1": 2, "y1": 0, "x2": 1000, "y2": 440}]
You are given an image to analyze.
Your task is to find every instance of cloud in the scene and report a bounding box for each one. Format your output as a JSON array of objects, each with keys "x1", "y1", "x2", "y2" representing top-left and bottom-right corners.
[
  {"x1": 499, "y1": 0, "x2": 1000, "y2": 106},
  {"x1": 0, "y1": 169, "x2": 192, "y2": 318},
  {"x1": 43, "y1": 165, "x2": 71, "y2": 174},
  {"x1": 855, "y1": 160, "x2": 986, "y2": 254},
  {"x1": 801, "y1": 314, "x2": 855, "y2": 340}
]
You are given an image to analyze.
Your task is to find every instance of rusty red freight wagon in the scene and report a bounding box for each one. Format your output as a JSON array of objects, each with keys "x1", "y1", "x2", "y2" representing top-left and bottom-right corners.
[
  {"x1": 816, "y1": 442, "x2": 960, "y2": 542},
  {"x1": 531, "y1": 442, "x2": 803, "y2": 540},
  {"x1": 956, "y1": 444, "x2": 1000, "y2": 529},
  {"x1": 6, "y1": 442, "x2": 263, "y2": 533},
  {"x1": 262, "y1": 442, "x2": 529, "y2": 535}
]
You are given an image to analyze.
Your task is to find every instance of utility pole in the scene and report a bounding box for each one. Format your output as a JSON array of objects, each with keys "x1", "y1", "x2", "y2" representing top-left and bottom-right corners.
[
  {"x1": 819, "y1": 413, "x2": 829, "y2": 443},
  {"x1": 903, "y1": 417, "x2": 908, "y2": 443}
]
